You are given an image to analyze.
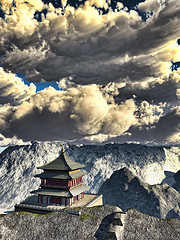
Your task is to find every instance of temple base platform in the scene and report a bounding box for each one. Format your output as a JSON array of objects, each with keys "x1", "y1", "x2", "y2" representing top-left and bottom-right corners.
[{"x1": 15, "y1": 194, "x2": 103, "y2": 214}]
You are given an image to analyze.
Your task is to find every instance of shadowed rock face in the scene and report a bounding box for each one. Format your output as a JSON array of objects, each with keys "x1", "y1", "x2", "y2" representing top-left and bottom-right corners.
[
  {"x1": 161, "y1": 171, "x2": 176, "y2": 186},
  {"x1": 98, "y1": 167, "x2": 180, "y2": 219},
  {"x1": 173, "y1": 170, "x2": 180, "y2": 190},
  {"x1": 174, "y1": 170, "x2": 180, "y2": 182}
]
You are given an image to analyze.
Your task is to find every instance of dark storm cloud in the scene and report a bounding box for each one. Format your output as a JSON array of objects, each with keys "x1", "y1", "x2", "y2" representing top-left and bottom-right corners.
[
  {"x1": 115, "y1": 78, "x2": 179, "y2": 104},
  {"x1": 0, "y1": 0, "x2": 179, "y2": 86},
  {"x1": 151, "y1": 106, "x2": 180, "y2": 142}
]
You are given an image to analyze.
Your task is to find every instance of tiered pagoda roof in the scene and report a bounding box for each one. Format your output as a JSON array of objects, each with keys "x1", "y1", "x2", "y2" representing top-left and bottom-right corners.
[
  {"x1": 35, "y1": 170, "x2": 87, "y2": 180},
  {"x1": 37, "y1": 148, "x2": 85, "y2": 171},
  {"x1": 32, "y1": 185, "x2": 88, "y2": 197},
  {"x1": 35, "y1": 148, "x2": 87, "y2": 180}
]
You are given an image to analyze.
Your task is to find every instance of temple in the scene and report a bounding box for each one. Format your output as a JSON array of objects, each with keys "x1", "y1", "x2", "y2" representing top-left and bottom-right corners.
[
  {"x1": 31, "y1": 147, "x2": 90, "y2": 207},
  {"x1": 15, "y1": 147, "x2": 103, "y2": 213}
]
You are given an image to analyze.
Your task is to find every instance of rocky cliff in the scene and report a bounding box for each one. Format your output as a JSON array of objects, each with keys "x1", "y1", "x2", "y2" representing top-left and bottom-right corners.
[{"x1": 173, "y1": 170, "x2": 180, "y2": 190}]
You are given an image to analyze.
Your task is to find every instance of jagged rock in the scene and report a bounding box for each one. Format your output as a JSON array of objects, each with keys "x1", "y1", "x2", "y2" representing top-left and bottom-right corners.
[
  {"x1": 106, "y1": 232, "x2": 117, "y2": 240},
  {"x1": 161, "y1": 171, "x2": 176, "y2": 186},
  {"x1": 166, "y1": 208, "x2": 180, "y2": 219},
  {"x1": 172, "y1": 170, "x2": 180, "y2": 190},
  {"x1": 98, "y1": 167, "x2": 180, "y2": 219},
  {"x1": 174, "y1": 170, "x2": 180, "y2": 183},
  {"x1": 112, "y1": 213, "x2": 123, "y2": 226}
]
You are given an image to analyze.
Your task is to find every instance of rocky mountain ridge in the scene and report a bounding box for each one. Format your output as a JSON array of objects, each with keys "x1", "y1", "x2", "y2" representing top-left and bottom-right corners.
[{"x1": 0, "y1": 141, "x2": 180, "y2": 211}]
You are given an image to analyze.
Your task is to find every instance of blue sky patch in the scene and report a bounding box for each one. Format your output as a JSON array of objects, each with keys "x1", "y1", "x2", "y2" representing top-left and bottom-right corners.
[{"x1": 16, "y1": 73, "x2": 61, "y2": 92}]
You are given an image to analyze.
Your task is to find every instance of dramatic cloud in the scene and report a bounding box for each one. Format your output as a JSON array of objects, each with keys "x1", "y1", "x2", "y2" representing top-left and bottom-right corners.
[
  {"x1": 0, "y1": 67, "x2": 36, "y2": 105},
  {"x1": 0, "y1": 0, "x2": 180, "y2": 85},
  {"x1": 0, "y1": 84, "x2": 137, "y2": 141},
  {"x1": 151, "y1": 106, "x2": 180, "y2": 142},
  {"x1": 0, "y1": 68, "x2": 179, "y2": 145},
  {"x1": 115, "y1": 72, "x2": 180, "y2": 104},
  {"x1": 0, "y1": 0, "x2": 179, "y2": 145}
]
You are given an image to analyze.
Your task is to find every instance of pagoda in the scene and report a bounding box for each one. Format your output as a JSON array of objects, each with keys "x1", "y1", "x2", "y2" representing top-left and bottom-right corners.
[{"x1": 31, "y1": 148, "x2": 90, "y2": 207}]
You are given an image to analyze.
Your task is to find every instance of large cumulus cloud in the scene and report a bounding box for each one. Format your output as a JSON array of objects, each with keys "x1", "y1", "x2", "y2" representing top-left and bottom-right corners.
[
  {"x1": 0, "y1": 68, "x2": 179, "y2": 145},
  {"x1": 0, "y1": 81, "x2": 137, "y2": 141}
]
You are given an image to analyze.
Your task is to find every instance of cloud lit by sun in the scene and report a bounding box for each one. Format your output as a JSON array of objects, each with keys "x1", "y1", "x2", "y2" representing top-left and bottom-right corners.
[{"x1": 0, "y1": 0, "x2": 179, "y2": 146}]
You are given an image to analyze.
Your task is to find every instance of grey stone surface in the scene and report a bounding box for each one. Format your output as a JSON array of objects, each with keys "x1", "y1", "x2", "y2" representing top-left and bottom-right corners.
[
  {"x1": 0, "y1": 205, "x2": 115, "y2": 240},
  {"x1": 98, "y1": 167, "x2": 180, "y2": 219},
  {"x1": 0, "y1": 206, "x2": 180, "y2": 240},
  {"x1": 123, "y1": 209, "x2": 180, "y2": 240}
]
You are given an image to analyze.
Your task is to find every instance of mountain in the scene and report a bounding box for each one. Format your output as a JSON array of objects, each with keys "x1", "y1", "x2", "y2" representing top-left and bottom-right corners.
[
  {"x1": 0, "y1": 206, "x2": 180, "y2": 240},
  {"x1": 0, "y1": 141, "x2": 180, "y2": 211},
  {"x1": 98, "y1": 167, "x2": 180, "y2": 219}
]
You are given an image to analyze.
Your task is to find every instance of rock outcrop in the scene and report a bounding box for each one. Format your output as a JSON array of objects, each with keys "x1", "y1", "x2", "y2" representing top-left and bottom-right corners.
[
  {"x1": 172, "y1": 170, "x2": 180, "y2": 190},
  {"x1": 98, "y1": 167, "x2": 180, "y2": 219}
]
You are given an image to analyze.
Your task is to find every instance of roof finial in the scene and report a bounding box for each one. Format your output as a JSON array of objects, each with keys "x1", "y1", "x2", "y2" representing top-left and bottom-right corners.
[{"x1": 61, "y1": 146, "x2": 65, "y2": 154}]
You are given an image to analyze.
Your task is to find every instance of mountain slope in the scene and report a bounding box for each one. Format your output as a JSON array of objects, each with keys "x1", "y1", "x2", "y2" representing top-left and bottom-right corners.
[
  {"x1": 0, "y1": 141, "x2": 180, "y2": 211},
  {"x1": 98, "y1": 167, "x2": 180, "y2": 219}
]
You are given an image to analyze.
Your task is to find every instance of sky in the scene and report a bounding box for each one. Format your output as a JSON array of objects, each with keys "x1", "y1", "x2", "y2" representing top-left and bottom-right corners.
[{"x1": 0, "y1": 0, "x2": 180, "y2": 146}]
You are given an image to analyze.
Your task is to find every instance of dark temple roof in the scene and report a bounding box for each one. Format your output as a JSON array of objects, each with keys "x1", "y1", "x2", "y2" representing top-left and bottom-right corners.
[
  {"x1": 35, "y1": 169, "x2": 87, "y2": 180},
  {"x1": 31, "y1": 185, "x2": 90, "y2": 197},
  {"x1": 37, "y1": 148, "x2": 86, "y2": 171}
]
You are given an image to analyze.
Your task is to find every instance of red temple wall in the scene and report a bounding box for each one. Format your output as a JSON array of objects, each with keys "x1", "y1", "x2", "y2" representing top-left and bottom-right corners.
[
  {"x1": 41, "y1": 177, "x2": 83, "y2": 188},
  {"x1": 38, "y1": 192, "x2": 85, "y2": 206}
]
